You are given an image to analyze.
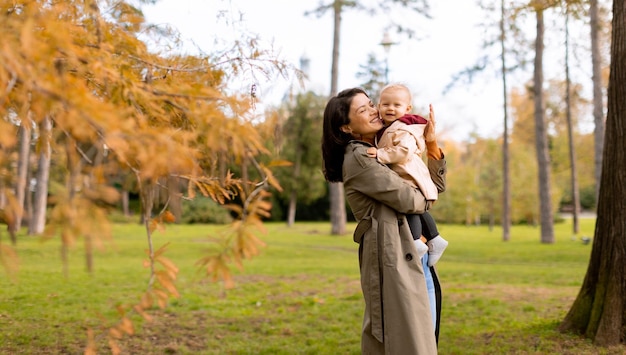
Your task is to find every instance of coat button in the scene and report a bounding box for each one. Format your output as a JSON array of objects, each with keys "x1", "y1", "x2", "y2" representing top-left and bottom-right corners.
[{"x1": 405, "y1": 253, "x2": 413, "y2": 261}]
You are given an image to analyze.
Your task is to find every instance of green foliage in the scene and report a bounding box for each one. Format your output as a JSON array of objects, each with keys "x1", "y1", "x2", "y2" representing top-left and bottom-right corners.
[
  {"x1": 271, "y1": 92, "x2": 327, "y2": 219},
  {"x1": 180, "y1": 197, "x2": 232, "y2": 224},
  {"x1": 356, "y1": 52, "x2": 386, "y2": 101},
  {"x1": 579, "y1": 185, "x2": 597, "y2": 210},
  {"x1": 429, "y1": 142, "x2": 466, "y2": 224}
]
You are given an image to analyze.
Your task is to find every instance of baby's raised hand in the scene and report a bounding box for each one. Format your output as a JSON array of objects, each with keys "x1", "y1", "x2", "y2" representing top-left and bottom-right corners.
[
  {"x1": 366, "y1": 147, "x2": 377, "y2": 158},
  {"x1": 425, "y1": 104, "x2": 437, "y2": 142}
]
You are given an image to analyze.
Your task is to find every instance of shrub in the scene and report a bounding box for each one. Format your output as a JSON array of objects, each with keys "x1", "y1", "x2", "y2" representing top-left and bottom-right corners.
[{"x1": 181, "y1": 197, "x2": 232, "y2": 224}]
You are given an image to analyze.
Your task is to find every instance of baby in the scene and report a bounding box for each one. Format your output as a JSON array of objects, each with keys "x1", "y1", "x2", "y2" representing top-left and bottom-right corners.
[{"x1": 367, "y1": 83, "x2": 448, "y2": 266}]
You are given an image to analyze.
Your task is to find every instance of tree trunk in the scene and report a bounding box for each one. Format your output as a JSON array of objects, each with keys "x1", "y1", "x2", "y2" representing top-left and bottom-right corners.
[
  {"x1": 287, "y1": 190, "x2": 297, "y2": 227},
  {"x1": 287, "y1": 145, "x2": 302, "y2": 227},
  {"x1": 63, "y1": 138, "x2": 80, "y2": 279},
  {"x1": 24, "y1": 165, "x2": 33, "y2": 232},
  {"x1": 500, "y1": 0, "x2": 511, "y2": 241},
  {"x1": 140, "y1": 182, "x2": 157, "y2": 288},
  {"x1": 532, "y1": 8, "x2": 554, "y2": 244},
  {"x1": 590, "y1": 0, "x2": 605, "y2": 205},
  {"x1": 329, "y1": 183, "x2": 346, "y2": 234},
  {"x1": 559, "y1": 1, "x2": 626, "y2": 345},
  {"x1": 11, "y1": 123, "x2": 30, "y2": 242},
  {"x1": 85, "y1": 233, "x2": 93, "y2": 273},
  {"x1": 29, "y1": 116, "x2": 52, "y2": 235},
  {"x1": 564, "y1": 6, "x2": 581, "y2": 235},
  {"x1": 119, "y1": 189, "x2": 129, "y2": 216},
  {"x1": 328, "y1": 0, "x2": 346, "y2": 235},
  {"x1": 488, "y1": 200, "x2": 495, "y2": 231},
  {"x1": 167, "y1": 176, "x2": 182, "y2": 223}
]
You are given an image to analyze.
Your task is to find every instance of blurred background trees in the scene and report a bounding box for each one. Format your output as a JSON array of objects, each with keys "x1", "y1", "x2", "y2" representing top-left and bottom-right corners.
[{"x1": 0, "y1": 0, "x2": 612, "y2": 243}]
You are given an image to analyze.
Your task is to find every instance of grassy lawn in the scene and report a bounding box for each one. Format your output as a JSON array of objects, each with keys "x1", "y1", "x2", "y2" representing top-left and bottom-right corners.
[{"x1": 1, "y1": 218, "x2": 624, "y2": 354}]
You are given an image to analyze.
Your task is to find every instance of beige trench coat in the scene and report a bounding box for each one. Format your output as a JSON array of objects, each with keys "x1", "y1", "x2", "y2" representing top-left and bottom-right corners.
[{"x1": 343, "y1": 141, "x2": 447, "y2": 355}]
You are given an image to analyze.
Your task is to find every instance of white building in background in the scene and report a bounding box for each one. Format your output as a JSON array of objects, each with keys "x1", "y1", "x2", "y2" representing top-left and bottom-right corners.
[{"x1": 281, "y1": 52, "x2": 318, "y2": 106}]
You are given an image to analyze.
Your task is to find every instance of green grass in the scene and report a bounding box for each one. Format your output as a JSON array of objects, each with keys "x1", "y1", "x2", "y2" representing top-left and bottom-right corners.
[{"x1": 1, "y1": 219, "x2": 624, "y2": 354}]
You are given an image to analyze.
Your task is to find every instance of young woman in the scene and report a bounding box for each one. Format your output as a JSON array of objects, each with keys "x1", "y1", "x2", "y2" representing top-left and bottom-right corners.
[{"x1": 321, "y1": 87, "x2": 447, "y2": 353}]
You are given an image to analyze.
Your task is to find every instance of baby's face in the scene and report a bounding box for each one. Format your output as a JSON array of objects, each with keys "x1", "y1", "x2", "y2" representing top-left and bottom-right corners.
[{"x1": 378, "y1": 88, "x2": 412, "y2": 125}]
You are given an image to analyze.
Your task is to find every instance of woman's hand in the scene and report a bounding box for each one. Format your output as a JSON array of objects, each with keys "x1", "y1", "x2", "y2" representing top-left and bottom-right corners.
[{"x1": 424, "y1": 104, "x2": 437, "y2": 142}]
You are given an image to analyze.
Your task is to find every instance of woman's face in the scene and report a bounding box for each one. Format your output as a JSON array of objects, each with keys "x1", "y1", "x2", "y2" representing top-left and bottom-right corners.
[{"x1": 341, "y1": 93, "x2": 383, "y2": 139}]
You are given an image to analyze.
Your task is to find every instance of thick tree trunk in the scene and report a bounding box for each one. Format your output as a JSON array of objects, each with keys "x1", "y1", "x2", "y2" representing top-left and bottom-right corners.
[
  {"x1": 328, "y1": 0, "x2": 346, "y2": 235},
  {"x1": 559, "y1": 0, "x2": 626, "y2": 346},
  {"x1": 29, "y1": 116, "x2": 52, "y2": 235},
  {"x1": 590, "y1": 0, "x2": 605, "y2": 205},
  {"x1": 532, "y1": 8, "x2": 554, "y2": 243}
]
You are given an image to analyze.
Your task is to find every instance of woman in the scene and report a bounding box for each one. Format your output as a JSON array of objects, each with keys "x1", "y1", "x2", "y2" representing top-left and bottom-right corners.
[{"x1": 322, "y1": 88, "x2": 446, "y2": 354}]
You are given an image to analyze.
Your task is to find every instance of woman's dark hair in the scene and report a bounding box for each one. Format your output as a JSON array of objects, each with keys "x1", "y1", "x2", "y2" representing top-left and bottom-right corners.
[{"x1": 321, "y1": 87, "x2": 369, "y2": 182}]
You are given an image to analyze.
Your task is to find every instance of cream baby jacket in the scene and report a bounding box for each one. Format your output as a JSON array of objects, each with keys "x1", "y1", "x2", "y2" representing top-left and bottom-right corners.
[{"x1": 376, "y1": 119, "x2": 439, "y2": 201}]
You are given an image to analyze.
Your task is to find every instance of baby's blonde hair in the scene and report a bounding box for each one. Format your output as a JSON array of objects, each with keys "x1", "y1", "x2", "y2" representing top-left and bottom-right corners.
[{"x1": 379, "y1": 82, "x2": 413, "y2": 102}]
